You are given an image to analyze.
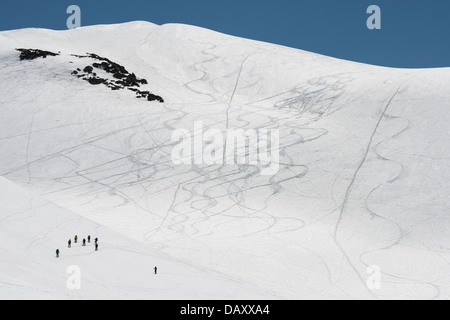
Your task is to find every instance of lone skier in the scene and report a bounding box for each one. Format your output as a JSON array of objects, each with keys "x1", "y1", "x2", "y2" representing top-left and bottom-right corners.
[
  {"x1": 56, "y1": 249, "x2": 60, "y2": 258},
  {"x1": 154, "y1": 266, "x2": 157, "y2": 274}
]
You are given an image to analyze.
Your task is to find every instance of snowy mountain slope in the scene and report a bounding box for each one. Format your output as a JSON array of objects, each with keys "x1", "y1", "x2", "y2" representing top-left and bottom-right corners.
[
  {"x1": 0, "y1": 176, "x2": 275, "y2": 299},
  {"x1": 0, "y1": 21, "x2": 450, "y2": 299}
]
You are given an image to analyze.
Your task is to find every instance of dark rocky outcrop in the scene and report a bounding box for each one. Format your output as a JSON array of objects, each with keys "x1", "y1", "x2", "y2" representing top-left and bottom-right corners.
[
  {"x1": 128, "y1": 88, "x2": 165, "y2": 103},
  {"x1": 83, "y1": 66, "x2": 94, "y2": 74},
  {"x1": 87, "y1": 77, "x2": 107, "y2": 85},
  {"x1": 16, "y1": 48, "x2": 59, "y2": 60},
  {"x1": 72, "y1": 53, "x2": 164, "y2": 103},
  {"x1": 16, "y1": 48, "x2": 164, "y2": 104}
]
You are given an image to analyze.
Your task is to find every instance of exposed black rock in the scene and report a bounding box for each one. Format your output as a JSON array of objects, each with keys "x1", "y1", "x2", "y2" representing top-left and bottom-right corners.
[
  {"x1": 146, "y1": 93, "x2": 164, "y2": 103},
  {"x1": 72, "y1": 52, "x2": 164, "y2": 103},
  {"x1": 16, "y1": 48, "x2": 59, "y2": 61},
  {"x1": 87, "y1": 77, "x2": 107, "y2": 85},
  {"x1": 17, "y1": 48, "x2": 164, "y2": 104},
  {"x1": 128, "y1": 88, "x2": 165, "y2": 103},
  {"x1": 83, "y1": 66, "x2": 94, "y2": 74}
]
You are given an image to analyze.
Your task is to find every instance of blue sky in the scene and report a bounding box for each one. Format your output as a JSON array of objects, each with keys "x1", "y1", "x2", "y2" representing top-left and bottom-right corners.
[{"x1": 1, "y1": 0, "x2": 449, "y2": 68}]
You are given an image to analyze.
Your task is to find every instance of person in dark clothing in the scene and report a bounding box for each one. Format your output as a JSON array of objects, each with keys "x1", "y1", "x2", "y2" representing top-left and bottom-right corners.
[
  {"x1": 154, "y1": 266, "x2": 157, "y2": 274},
  {"x1": 88, "y1": 235, "x2": 91, "y2": 243},
  {"x1": 95, "y1": 243, "x2": 98, "y2": 251},
  {"x1": 56, "y1": 249, "x2": 60, "y2": 258},
  {"x1": 82, "y1": 239, "x2": 86, "y2": 246},
  {"x1": 74, "y1": 235, "x2": 78, "y2": 244},
  {"x1": 68, "y1": 239, "x2": 71, "y2": 248}
]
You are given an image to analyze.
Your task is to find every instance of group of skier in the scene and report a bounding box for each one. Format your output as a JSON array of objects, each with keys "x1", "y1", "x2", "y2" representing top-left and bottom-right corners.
[
  {"x1": 55, "y1": 236, "x2": 158, "y2": 275},
  {"x1": 56, "y1": 235, "x2": 99, "y2": 258}
]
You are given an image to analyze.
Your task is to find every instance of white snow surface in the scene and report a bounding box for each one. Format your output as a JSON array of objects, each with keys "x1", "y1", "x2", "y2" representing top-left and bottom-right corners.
[{"x1": 0, "y1": 21, "x2": 450, "y2": 299}]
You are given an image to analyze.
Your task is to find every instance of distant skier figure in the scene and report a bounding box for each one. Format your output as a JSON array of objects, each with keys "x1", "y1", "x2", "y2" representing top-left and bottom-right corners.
[
  {"x1": 68, "y1": 239, "x2": 72, "y2": 248},
  {"x1": 74, "y1": 235, "x2": 78, "y2": 244},
  {"x1": 88, "y1": 235, "x2": 91, "y2": 243},
  {"x1": 56, "y1": 249, "x2": 60, "y2": 258},
  {"x1": 82, "y1": 239, "x2": 86, "y2": 246},
  {"x1": 154, "y1": 266, "x2": 157, "y2": 274},
  {"x1": 95, "y1": 243, "x2": 98, "y2": 251}
]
